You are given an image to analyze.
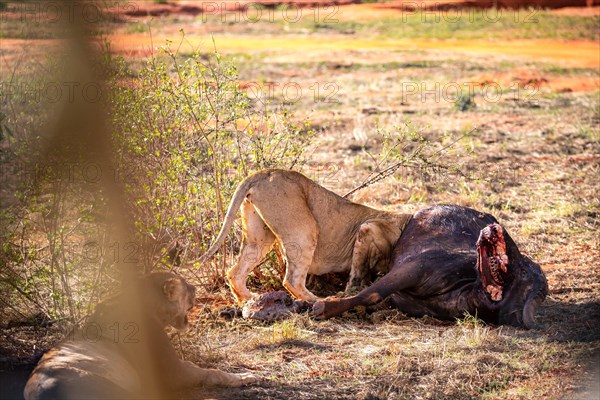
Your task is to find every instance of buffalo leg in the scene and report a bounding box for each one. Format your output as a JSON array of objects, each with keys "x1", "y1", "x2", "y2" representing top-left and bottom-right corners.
[
  {"x1": 313, "y1": 259, "x2": 423, "y2": 319},
  {"x1": 385, "y1": 293, "x2": 433, "y2": 318}
]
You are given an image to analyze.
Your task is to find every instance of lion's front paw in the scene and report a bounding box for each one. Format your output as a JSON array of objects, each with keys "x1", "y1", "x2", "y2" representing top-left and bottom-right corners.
[{"x1": 231, "y1": 372, "x2": 260, "y2": 387}]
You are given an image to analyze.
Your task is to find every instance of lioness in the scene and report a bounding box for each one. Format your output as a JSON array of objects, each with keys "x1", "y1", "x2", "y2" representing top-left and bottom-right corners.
[
  {"x1": 24, "y1": 272, "x2": 257, "y2": 399},
  {"x1": 203, "y1": 169, "x2": 412, "y2": 303}
]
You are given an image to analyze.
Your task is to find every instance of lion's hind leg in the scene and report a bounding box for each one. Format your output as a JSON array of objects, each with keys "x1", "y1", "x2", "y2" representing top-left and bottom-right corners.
[
  {"x1": 256, "y1": 204, "x2": 320, "y2": 302},
  {"x1": 226, "y1": 201, "x2": 275, "y2": 304}
]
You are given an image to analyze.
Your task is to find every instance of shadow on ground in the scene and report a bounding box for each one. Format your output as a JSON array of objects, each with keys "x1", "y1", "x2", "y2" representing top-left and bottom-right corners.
[
  {"x1": 538, "y1": 299, "x2": 600, "y2": 343},
  {"x1": 1, "y1": 298, "x2": 599, "y2": 400},
  {"x1": 0, "y1": 358, "x2": 38, "y2": 400}
]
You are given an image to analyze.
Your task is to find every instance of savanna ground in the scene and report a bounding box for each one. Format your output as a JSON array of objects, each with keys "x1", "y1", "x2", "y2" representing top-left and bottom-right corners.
[{"x1": 0, "y1": 1, "x2": 599, "y2": 399}]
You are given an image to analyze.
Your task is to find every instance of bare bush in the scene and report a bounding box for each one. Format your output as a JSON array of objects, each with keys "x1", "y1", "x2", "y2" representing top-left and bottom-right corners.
[
  {"x1": 0, "y1": 39, "x2": 315, "y2": 325},
  {"x1": 109, "y1": 40, "x2": 315, "y2": 290}
]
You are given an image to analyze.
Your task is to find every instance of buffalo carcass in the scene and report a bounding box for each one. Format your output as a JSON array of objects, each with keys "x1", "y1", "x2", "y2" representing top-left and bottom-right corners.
[{"x1": 312, "y1": 205, "x2": 548, "y2": 329}]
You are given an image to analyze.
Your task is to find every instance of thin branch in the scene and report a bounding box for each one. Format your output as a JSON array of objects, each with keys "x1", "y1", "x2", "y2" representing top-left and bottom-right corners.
[
  {"x1": 343, "y1": 127, "x2": 477, "y2": 198},
  {"x1": 343, "y1": 146, "x2": 423, "y2": 198}
]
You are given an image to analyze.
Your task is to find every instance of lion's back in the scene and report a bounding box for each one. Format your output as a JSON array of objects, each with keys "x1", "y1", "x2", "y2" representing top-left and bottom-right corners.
[{"x1": 24, "y1": 341, "x2": 140, "y2": 400}]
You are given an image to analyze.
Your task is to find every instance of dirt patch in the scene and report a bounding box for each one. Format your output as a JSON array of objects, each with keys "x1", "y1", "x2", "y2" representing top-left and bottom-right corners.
[
  {"x1": 105, "y1": 33, "x2": 600, "y2": 69},
  {"x1": 570, "y1": 348, "x2": 600, "y2": 400},
  {"x1": 2, "y1": 3, "x2": 599, "y2": 400},
  {"x1": 550, "y1": 5, "x2": 600, "y2": 15},
  {"x1": 0, "y1": 39, "x2": 61, "y2": 65},
  {"x1": 110, "y1": 0, "x2": 363, "y2": 19},
  {"x1": 474, "y1": 69, "x2": 600, "y2": 93},
  {"x1": 114, "y1": 0, "x2": 600, "y2": 18},
  {"x1": 377, "y1": 0, "x2": 600, "y2": 9}
]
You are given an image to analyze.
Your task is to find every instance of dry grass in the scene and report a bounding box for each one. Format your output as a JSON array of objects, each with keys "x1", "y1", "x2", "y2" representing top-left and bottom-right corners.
[
  {"x1": 162, "y1": 10, "x2": 598, "y2": 398},
  {"x1": 173, "y1": 303, "x2": 596, "y2": 399},
  {"x1": 1, "y1": 2, "x2": 599, "y2": 399}
]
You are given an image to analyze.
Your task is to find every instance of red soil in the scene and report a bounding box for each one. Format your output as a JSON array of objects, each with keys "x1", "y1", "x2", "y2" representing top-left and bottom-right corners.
[{"x1": 111, "y1": 0, "x2": 600, "y2": 18}]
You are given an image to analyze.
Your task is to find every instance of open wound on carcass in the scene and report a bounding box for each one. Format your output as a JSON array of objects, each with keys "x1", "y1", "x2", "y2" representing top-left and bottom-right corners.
[
  {"x1": 242, "y1": 291, "x2": 294, "y2": 320},
  {"x1": 477, "y1": 224, "x2": 509, "y2": 301},
  {"x1": 242, "y1": 291, "x2": 312, "y2": 321}
]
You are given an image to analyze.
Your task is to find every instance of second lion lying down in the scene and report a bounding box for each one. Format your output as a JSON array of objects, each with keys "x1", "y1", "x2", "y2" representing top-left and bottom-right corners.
[
  {"x1": 24, "y1": 273, "x2": 257, "y2": 400},
  {"x1": 203, "y1": 169, "x2": 412, "y2": 303}
]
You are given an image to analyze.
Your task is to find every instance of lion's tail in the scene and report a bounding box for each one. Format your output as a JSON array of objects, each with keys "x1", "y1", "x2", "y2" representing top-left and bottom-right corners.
[{"x1": 201, "y1": 174, "x2": 259, "y2": 262}]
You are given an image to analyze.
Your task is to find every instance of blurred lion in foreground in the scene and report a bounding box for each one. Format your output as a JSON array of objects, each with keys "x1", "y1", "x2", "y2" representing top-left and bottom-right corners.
[{"x1": 24, "y1": 272, "x2": 257, "y2": 399}]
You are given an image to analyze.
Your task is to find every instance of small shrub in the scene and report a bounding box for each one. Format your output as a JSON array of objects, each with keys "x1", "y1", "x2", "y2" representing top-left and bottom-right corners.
[
  {"x1": 109, "y1": 40, "x2": 314, "y2": 289},
  {"x1": 0, "y1": 38, "x2": 315, "y2": 324},
  {"x1": 454, "y1": 92, "x2": 476, "y2": 112}
]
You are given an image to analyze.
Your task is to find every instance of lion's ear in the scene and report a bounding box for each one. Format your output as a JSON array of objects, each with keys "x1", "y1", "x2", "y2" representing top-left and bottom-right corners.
[{"x1": 163, "y1": 278, "x2": 184, "y2": 302}]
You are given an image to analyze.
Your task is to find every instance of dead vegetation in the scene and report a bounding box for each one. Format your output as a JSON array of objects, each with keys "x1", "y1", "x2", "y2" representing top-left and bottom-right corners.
[
  {"x1": 0, "y1": 1, "x2": 599, "y2": 399},
  {"x1": 175, "y1": 305, "x2": 597, "y2": 399}
]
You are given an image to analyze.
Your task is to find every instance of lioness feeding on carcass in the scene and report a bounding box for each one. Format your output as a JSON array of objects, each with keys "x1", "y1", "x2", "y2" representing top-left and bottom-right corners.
[
  {"x1": 24, "y1": 272, "x2": 257, "y2": 400},
  {"x1": 203, "y1": 169, "x2": 412, "y2": 303},
  {"x1": 245, "y1": 205, "x2": 548, "y2": 329}
]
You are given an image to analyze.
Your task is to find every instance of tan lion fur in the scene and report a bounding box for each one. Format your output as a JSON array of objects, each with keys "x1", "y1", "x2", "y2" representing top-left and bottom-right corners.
[
  {"x1": 24, "y1": 273, "x2": 257, "y2": 399},
  {"x1": 203, "y1": 169, "x2": 412, "y2": 303}
]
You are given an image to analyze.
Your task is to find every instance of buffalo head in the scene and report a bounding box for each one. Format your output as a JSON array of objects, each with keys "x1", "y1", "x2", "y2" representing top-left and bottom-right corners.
[{"x1": 476, "y1": 223, "x2": 548, "y2": 329}]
